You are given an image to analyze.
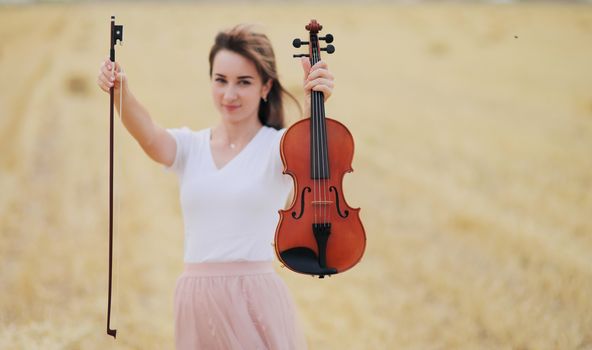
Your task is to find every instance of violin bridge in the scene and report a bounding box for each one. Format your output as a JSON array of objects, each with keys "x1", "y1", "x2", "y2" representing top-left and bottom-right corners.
[{"x1": 311, "y1": 200, "x2": 333, "y2": 205}]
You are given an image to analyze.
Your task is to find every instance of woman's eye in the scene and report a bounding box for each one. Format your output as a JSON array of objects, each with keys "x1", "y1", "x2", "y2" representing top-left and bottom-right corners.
[
  {"x1": 215, "y1": 78, "x2": 226, "y2": 83},
  {"x1": 239, "y1": 80, "x2": 251, "y2": 85}
]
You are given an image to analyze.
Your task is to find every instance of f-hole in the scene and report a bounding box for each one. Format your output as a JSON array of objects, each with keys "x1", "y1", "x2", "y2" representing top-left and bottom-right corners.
[
  {"x1": 329, "y1": 186, "x2": 349, "y2": 218},
  {"x1": 292, "y1": 187, "x2": 311, "y2": 219}
]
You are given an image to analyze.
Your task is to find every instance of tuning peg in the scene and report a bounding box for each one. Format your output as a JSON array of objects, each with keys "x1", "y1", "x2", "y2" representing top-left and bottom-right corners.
[
  {"x1": 292, "y1": 38, "x2": 309, "y2": 48},
  {"x1": 321, "y1": 45, "x2": 335, "y2": 54},
  {"x1": 293, "y1": 54, "x2": 310, "y2": 58},
  {"x1": 319, "y1": 34, "x2": 334, "y2": 43}
]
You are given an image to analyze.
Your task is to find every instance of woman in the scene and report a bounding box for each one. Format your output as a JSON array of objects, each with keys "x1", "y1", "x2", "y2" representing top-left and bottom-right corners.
[{"x1": 96, "y1": 24, "x2": 334, "y2": 349}]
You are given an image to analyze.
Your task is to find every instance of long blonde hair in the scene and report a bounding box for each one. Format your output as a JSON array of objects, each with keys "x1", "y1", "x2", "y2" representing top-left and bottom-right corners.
[{"x1": 208, "y1": 24, "x2": 300, "y2": 130}]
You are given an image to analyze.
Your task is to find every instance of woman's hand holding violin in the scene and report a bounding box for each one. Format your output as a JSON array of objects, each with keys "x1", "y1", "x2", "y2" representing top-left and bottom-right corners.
[{"x1": 301, "y1": 57, "x2": 334, "y2": 118}]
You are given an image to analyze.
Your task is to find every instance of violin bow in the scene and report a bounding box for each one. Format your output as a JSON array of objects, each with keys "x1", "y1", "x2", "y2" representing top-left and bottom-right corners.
[{"x1": 107, "y1": 15, "x2": 123, "y2": 339}]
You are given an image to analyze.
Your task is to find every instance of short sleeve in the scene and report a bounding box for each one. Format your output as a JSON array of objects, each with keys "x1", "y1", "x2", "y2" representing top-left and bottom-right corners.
[
  {"x1": 271, "y1": 128, "x2": 293, "y2": 194},
  {"x1": 272, "y1": 128, "x2": 288, "y2": 173},
  {"x1": 163, "y1": 126, "x2": 194, "y2": 175}
]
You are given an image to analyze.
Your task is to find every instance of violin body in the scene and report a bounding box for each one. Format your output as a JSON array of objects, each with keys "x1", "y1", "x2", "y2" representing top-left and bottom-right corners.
[{"x1": 275, "y1": 117, "x2": 366, "y2": 277}]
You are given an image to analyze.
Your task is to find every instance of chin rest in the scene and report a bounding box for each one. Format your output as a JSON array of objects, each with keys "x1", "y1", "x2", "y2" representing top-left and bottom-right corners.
[{"x1": 280, "y1": 247, "x2": 338, "y2": 277}]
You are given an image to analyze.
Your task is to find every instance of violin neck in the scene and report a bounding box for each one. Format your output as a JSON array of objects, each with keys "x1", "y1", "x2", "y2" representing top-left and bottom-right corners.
[
  {"x1": 309, "y1": 32, "x2": 330, "y2": 180},
  {"x1": 309, "y1": 31, "x2": 326, "y2": 122}
]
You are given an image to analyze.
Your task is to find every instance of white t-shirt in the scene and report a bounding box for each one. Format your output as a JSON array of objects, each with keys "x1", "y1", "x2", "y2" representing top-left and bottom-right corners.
[{"x1": 164, "y1": 125, "x2": 293, "y2": 263}]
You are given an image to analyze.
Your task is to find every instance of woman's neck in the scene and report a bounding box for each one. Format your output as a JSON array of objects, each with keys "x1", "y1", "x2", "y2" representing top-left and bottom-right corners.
[{"x1": 212, "y1": 119, "x2": 263, "y2": 149}]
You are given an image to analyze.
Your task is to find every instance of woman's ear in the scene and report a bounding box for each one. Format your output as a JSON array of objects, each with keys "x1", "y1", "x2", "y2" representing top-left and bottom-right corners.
[{"x1": 261, "y1": 79, "x2": 273, "y2": 99}]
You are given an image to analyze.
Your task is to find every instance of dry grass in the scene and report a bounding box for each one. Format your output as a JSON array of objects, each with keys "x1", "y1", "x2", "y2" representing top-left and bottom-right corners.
[{"x1": 1, "y1": 2, "x2": 592, "y2": 349}]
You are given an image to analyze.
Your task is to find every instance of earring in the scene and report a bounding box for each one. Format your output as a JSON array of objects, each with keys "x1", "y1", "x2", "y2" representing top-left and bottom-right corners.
[{"x1": 262, "y1": 96, "x2": 268, "y2": 103}]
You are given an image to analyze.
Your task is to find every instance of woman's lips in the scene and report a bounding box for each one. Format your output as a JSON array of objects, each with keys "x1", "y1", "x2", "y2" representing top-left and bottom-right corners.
[{"x1": 224, "y1": 105, "x2": 240, "y2": 112}]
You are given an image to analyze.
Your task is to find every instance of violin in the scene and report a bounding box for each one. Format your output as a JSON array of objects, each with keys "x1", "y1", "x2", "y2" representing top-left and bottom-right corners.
[{"x1": 274, "y1": 20, "x2": 366, "y2": 278}]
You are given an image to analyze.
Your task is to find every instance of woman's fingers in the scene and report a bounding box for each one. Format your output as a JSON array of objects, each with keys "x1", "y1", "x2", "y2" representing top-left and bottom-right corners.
[
  {"x1": 304, "y1": 78, "x2": 333, "y2": 100},
  {"x1": 97, "y1": 59, "x2": 113, "y2": 90},
  {"x1": 303, "y1": 59, "x2": 334, "y2": 101},
  {"x1": 101, "y1": 59, "x2": 114, "y2": 76},
  {"x1": 301, "y1": 57, "x2": 312, "y2": 81},
  {"x1": 97, "y1": 77, "x2": 108, "y2": 93},
  {"x1": 101, "y1": 60, "x2": 118, "y2": 80},
  {"x1": 305, "y1": 68, "x2": 334, "y2": 83},
  {"x1": 304, "y1": 59, "x2": 333, "y2": 87},
  {"x1": 97, "y1": 58, "x2": 125, "y2": 92},
  {"x1": 304, "y1": 77, "x2": 334, "y2": 90},
  {"x1": 97, "y1": 74, "x2": 112, "y2": 91},
  {"x1": 303, "y1": 60, "x2": 331, "y2": 80},
  {"x1": 102, "y1": 58, "x2": 121, "y2": 73},
  {"x1": 311, "y1": 60, "x2": 328, "y2": 70},
  {"x1": 98, "y1": 71, "x2": 115, "y2": 90}
]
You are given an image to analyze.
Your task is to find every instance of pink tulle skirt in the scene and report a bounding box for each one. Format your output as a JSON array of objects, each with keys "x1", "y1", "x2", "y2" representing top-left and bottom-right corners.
[{"x1": 174, "y1": 261, "x2": 307, "y2": 350}]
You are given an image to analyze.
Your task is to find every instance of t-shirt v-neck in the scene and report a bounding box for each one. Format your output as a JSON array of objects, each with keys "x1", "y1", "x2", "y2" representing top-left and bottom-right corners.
[
  {"x1": 163, "y1": 125, "x2": 293, "y2": 263},
  {"x1": 206, "y1": 127, "x2": 264, "y2": 172}
]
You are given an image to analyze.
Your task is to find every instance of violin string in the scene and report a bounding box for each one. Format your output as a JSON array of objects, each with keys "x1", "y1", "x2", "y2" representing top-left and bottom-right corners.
[
  {"x1": 320, "y1": 48, "x2": 328, "y2": 224},
  {"x1": 314, "y1": 42, "x2": 328, "y2": 226},
  {"x1": 320, "y1": 89, "x2": 328, "y2": 225},
  {"x1": 320, "y1": 50, "x2": 324, "y2": 226},
  {"x1": 318, "y1": 45, "x2": 325, "y2": 225},
  {"x1": 312, "y1": 57, "x2": 316, "y2": 225},
  {"x1": 310, "y1": 45, "x2": 316, "y2": 225},
  {"x1": 315, "y1": 90, "x2": 325, "y2": 225},
  {"x1": 315, "y1": 91, "x2": 320, "y2": 225},
  {"x1": 313, "y1": 46, "x2": 321, "y2": 226},
  {"x1": 323, "y1": 96, "x2": 328, "y2": 224}
]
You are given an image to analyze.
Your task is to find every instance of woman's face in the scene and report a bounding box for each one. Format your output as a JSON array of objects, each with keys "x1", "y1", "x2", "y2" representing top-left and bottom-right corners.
[{"x1": 211, "y1": 49, "x2": 271, "y2": 125}]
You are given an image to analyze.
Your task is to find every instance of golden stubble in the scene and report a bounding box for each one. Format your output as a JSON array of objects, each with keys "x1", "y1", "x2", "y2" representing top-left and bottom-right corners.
[{"x1": 1, "y1": 2, "x2": 591, "y2": 349}]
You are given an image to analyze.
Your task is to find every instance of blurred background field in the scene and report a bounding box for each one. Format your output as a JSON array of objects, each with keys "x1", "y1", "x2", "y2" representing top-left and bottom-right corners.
[{"x1": 1, "y1": 1, "x2": 592, "y2": 349}]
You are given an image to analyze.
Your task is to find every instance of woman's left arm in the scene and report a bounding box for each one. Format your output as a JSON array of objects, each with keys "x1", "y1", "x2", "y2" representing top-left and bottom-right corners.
[{"x1": 301, "y1": 57, "x2": 335, "y2": 119}]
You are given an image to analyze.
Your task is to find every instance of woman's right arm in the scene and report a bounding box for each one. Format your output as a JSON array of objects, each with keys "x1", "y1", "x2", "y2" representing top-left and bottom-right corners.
[{"x1": 97, "y1": 59, "x2": 176, "y2": 167}]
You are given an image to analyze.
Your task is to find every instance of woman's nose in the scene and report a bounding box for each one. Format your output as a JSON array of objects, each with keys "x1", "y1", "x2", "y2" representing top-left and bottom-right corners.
[{"x1": 223, "y1": 85, "x2": 238, "y2": 101}]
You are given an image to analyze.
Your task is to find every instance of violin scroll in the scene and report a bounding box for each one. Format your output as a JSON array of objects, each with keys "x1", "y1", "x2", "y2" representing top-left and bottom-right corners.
[{"x1": 292, "y1": 19, "x2": 335, "y2": 59}]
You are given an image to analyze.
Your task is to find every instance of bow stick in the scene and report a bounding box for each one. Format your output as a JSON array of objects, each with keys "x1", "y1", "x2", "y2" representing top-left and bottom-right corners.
[{"x1": 107, "y1": 15, "x2": 123, "y2": 339}]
